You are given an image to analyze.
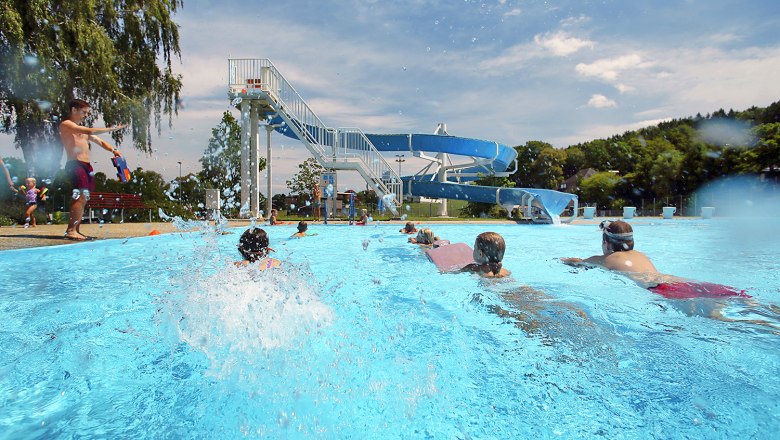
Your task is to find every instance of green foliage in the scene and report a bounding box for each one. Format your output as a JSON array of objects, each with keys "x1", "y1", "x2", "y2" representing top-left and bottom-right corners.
[
  {"x1": 579, "y1": 172, "x2": 620, "y2": 210},
  {"x1": 286, "y1": 158, "x2": 324, "y2": 204},
  {"x1": 510, "y1": 141, "x2": 566, "y2": 190},
  {"x1": 462, "y1": 174, "x2": 515, "y2": 218},
  {"x1": 558, "y1": 100, "x2": 780, "y2": 209},
  {"x1": 197, "y1": 111, "x2": 266, "y2": 217},
  {"x1": 0, "y1": 0, "x2": 183, "y2": 175},
  {"x1": 93, "y1": 166, "x2": 194, "y2": 221}
]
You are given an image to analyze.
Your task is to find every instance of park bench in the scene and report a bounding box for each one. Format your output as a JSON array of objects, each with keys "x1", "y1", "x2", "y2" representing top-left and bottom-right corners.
[{"x1": 84, "y1": 192, "x2": 152, "y2": 223}]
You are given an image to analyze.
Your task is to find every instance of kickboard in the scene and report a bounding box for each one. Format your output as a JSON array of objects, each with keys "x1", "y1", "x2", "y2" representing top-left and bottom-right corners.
[
  {"x1": 112, "y1": 156, "x2": 131, "y2": 182},
  {"x1": 425, "y1": 243, "x2": 476, "y2": 273}
]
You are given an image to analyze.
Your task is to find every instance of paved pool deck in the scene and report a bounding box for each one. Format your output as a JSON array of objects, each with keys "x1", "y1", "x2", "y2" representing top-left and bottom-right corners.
[{"x1": 0, "y1": 216, "x2": 686, "y2": 252}]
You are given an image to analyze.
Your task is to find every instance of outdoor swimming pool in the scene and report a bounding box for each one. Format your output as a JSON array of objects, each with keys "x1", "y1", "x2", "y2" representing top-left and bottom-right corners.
[{"x1": 1, "y1": 219, "x2": 778, "y2": 438}]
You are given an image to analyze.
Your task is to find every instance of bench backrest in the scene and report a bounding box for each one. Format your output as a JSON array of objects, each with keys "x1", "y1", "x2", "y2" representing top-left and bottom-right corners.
[{"x1": 86, "y1": 192, "x2": 149, "y2": 209}]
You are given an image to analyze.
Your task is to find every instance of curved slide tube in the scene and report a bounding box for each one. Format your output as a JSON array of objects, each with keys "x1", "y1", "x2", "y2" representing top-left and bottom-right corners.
[
  {"x1": 270, "y1": 117, "x2": 517, "y2": 175},
  {"x1": 270, "y1": 116, "x2": 576, "y2": 221},
  {"x1": 407, "y1": 180, "x2": 576, "y2": 222}
]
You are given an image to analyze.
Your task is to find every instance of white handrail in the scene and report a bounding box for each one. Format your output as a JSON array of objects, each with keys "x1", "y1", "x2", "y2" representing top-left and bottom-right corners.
[{"x1": 229, "y1": 58, "x2": 402, "y2": 206}]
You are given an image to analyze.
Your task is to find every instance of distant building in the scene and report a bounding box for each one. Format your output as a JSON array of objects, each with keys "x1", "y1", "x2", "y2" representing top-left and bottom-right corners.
[{"x1": 560, "y1": 168, "x2": 598, "y2": 193}]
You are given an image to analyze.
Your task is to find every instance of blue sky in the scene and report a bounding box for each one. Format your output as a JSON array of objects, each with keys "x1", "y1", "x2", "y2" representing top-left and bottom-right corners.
[{"x1": 3, "y1": 0, "x2": 780, "y2": 195}]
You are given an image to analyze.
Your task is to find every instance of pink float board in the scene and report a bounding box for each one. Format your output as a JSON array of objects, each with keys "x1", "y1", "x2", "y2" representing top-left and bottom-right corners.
[{"x1": 425, "y1": 243, "x2": 476, "y2": 272}]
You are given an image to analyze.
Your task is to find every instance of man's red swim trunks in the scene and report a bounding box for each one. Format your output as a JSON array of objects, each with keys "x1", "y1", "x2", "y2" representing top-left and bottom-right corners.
[
  {"x1": 66, "y1": 160, "x2": 95, "y2": 191},
  {"x1": 648, "y1": 282, "x2": 750, "y2": 300}
]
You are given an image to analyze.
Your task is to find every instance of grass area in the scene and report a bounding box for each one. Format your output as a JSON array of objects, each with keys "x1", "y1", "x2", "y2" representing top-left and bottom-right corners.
[{"x1": 276, "y1": 200, "x2": 521, "y2": 223}]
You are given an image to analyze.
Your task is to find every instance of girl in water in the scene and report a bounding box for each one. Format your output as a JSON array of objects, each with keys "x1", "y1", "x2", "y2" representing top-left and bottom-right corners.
[{"x1": 236, "y1": 228, "x2": 281, "y2": 270}]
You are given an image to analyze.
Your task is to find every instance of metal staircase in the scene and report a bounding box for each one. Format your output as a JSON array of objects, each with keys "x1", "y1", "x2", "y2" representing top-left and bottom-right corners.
[{"x1": 228, "y1": 59, "x2": 402, "y2": 211}]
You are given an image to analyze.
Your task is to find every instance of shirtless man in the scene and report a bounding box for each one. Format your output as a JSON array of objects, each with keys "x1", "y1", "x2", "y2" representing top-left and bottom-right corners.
[
  {"x1": 560, "y1": 220, "x2": 667, "y2": 287},
  {"x1": 59, "y1": 99, "x2": 126, "y2": 240}
]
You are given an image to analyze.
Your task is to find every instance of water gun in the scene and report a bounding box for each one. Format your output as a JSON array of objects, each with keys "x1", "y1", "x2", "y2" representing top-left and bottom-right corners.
[
  {"x1": 112, "y1": 156, "x2": 132, "y2": 182},
  {"x1": 17, "y1": 185, "x2": 47, "y2": 202}
]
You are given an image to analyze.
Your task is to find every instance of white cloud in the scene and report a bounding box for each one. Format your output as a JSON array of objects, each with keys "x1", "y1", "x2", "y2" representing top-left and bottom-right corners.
[
  {"x1": 534, "y1": 31, "x2": 594, "y2": 56},
  {"x1": 710, "y1": 33, "x2": 740, "y2": 44},
  {"x1": 615, "y1": 83, "x2": 635, "y2": 94},
  {"x1": 550, "y1": 117, "x2": 673, "y2": 147},
  {"x1": 587, "y1": 94, "x2": 617, "y2": 108},
  {"x1": 560, "y1": 15, "x2": 590, "y2": 27},
  {"x1": 575, "y1": 54, "x2": 651, "y2": 81},
  {"x1": 503, "y1": 8, "x2": 523, "y2": 18}
]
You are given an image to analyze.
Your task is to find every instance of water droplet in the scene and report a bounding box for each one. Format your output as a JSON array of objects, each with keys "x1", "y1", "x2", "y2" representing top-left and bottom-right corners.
[{"x1": 23, "y1": 55, "x2": 39, "y2": 67}]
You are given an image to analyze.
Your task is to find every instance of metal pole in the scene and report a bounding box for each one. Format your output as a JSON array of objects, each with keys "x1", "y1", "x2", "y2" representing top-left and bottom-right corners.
[
  {"x1": 395, "y1": 154, "x2": 405, "y2": 177},
  {"x1": 266, "y1": 125, "x2": 273, "y2": 219},
  {"x1": 177, "y1": 161, "x2": 182, "y2": 203}
]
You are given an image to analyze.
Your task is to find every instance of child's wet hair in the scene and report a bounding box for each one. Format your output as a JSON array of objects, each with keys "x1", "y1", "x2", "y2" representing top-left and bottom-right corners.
[
  {"x1": 297, "y1": 221, "x2": 308, "y2": 233},
  {"x1": 475, "y1": 232, "x2": 506, "y2": 275},
  {"x1": 238, "y1": 228, "x2": 270, "y2": 262},
  {"x1": 416, "y1": 228, "x2": 435, "y2": 244},
  {"x1": 404, "y1": 222, "x2": 416, "y2": 232}
]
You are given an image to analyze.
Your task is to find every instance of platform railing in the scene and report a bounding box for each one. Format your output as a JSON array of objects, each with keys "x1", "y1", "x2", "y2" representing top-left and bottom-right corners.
[{"x1": 229, "y1": 58, "x2": 401, "y2": 205}]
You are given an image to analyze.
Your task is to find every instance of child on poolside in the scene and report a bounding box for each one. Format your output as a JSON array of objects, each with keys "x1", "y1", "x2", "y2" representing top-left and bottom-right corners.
[
  {"x1": 18, "y1": 177, "x2": 46, "y2": 228},
  {"x1": 357, "y1": 208, "x2": 369, "y2": 225},
  {"x1": 460, "y1": 232, "x2": 511, "y2": 278},
  {"x1": 291, "y1": 221, "x2": 315, "y2": 238},
  {"x1": 399, "y1": 222, "x2": 418, "y2": 234},
  {"x1": 235, "y1": 227, "x2": 281, "y2": 269},
  {"x1": 269, "y1": 209, "x2": 278, "y2": 225}
]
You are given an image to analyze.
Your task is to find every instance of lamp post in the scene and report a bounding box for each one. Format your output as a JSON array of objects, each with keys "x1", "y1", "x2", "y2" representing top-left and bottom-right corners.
[
  {"x1": 177, "y1": 161, "x2": 182, "y2": 203},
  {"x1": 394, "y1": 154, "x2": 405, "y2": 177}
]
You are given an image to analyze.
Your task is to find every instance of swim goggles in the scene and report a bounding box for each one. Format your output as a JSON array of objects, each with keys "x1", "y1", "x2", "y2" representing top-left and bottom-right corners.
[{"x1": 599, "y1": 220, "x2": 633, "y2": 241}]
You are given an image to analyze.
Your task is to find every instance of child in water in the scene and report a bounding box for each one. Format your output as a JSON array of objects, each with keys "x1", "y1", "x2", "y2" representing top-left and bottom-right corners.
[
  {"x1": 291, "y1": 221, "x2": 316, "y2": 238},
  {"x1": 461, "y1": 232, "x2": 511, "y2": 278},
  {"x1": 409, "y1": 227, "x2": 438, "y2": 246},
  {"x1": 235, "y1": 227, "x2": 281, "y2": 269},
  {"x1": 399, "y1": 222, "x2": 418, "y2": 234}
]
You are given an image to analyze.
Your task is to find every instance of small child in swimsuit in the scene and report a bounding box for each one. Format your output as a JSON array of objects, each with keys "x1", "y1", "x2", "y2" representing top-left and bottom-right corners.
[
  {"x1": 399, "y1": 222, "x2": 418, "y2": 234},
  {"x1": 461, "y1": 232, "x2": 511, "y2": 278},
  {"x1": 19, "y1": 177, "x2": 45, "y2": 228},
  {"x1": 235, "y1": 227, "x2": 281, "y2": 269},
  {"x1": 269, "y1": 209, "x2": 278, "y2": 225}
]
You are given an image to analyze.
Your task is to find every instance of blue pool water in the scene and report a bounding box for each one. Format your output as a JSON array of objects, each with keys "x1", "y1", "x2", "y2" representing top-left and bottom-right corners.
[{"x1": 1, "y1": 220, "x2": 778, "y2": 438}]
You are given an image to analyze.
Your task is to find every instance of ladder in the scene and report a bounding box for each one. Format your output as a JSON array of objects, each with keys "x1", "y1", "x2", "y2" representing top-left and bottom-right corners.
[{"x1": 228, "y1": 58, "x2": 402, "y2": 211}]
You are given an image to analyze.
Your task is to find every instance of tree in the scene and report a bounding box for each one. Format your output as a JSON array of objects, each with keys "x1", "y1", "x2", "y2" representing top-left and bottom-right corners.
[
  {"x1": 752, "y1": 122, "x2": 780, "y2": 173},
  {"x1": 462, "y1": 174, "x2": 515, "y2": 218},
  {"x1": 198, "y1": 111, "x2": 266, "y2": 216},
  {"x1": 0, "y1": 1, "x2": 184, "y2": 176},
  {"x1": 579, "y1": 172, "x2": 620, "y2": 210},
  {"x1": 286, "y1": 158, "x2": 324, "y2": 204}
]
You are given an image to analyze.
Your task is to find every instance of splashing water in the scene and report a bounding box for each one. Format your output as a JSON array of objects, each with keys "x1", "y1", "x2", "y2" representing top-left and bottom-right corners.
[{"x1": 162, "y1": 263, "x2": 333, "y2": 377}]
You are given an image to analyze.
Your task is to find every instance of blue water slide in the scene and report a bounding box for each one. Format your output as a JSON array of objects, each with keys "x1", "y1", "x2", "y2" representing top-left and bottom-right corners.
[
  {"x1": 406, "y1": 180, "x2": 576, "y2": 221},
  {"x1": 270, "y1": 116, "x2": 576, "y2": 220},
  {"x1": 271, "y1": 117, "x2": 517, "y2": 174},
  {"x1": 364, "y1": 134, "x2": 517, "y2": 175}
]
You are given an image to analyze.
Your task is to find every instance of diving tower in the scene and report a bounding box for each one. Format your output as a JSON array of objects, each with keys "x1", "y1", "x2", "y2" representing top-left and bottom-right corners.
[
  {"x1": 228, "y1": 58, "x2": 402, "y2": 218},
  {"x1": 227, "y1": 58, "x2": 577, "y2": 223}
]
